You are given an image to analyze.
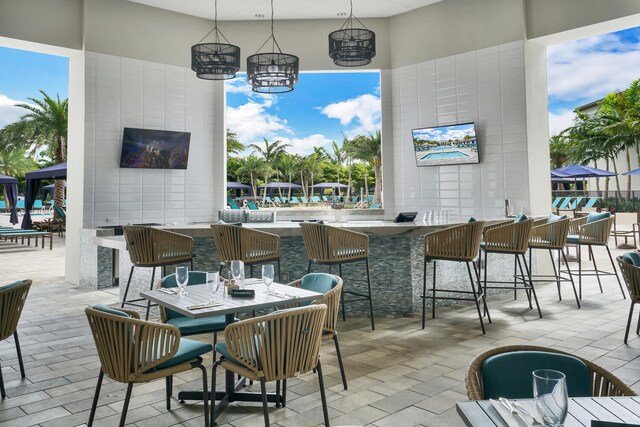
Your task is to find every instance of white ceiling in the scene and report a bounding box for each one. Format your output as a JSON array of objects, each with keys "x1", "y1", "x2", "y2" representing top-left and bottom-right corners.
[{"x1": 126, "y1": 0, "x2": 443, "y2": 21}]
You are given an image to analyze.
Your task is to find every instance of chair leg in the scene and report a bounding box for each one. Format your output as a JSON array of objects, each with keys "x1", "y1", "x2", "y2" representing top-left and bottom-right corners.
[
  {"x1": 282, "y1": 379, "x2": 287, "y2": 407},
  {"x1": 365, "y1": 258, "x2": 375, "y2": 331},
  {"x1": 276, "y1": 380, "x2": 281, "y2": 408},
  {"x1": 88, "y1": 370, "x2": 104, "y2": 426},
  {"x1": 277, "y1": 258, "x2": 282, "y2": 282},
  {"x1": 431, "y1": 260, "x2": 437, "y2": 321},
  {"x1": 211, "y1": 359, "x2": 220, "y2": 427},
  {"x1": 339, "y1": 264, "x2": 346, "y2": 322},
  {"x1": 119, "y1": 382, "x2": 134, "y2": 427},
  {"x1": 145, "y1": 267, "x2": 157, "y2": 320},
  {"x1": 549, "y1": 249, "x2": 561, "y2": 301},
  {"x1": 13, "y1": 331, "x2": 25, "y2": 379},
  {"x1": 166, "y1": 375, "x2": 172, "y2": 410},
  {"x1": 333, "y1": 335, "x2": 348, "y2": 390},
  {"x1": 605, "y1": 245, "x2": 626, "y2": 299},
  {"x1": 561, "y1": 250, "x2": 580, "y2": 309},
  {"x1": 466, "y1": 261, "x2": 486, "y2": 334},
  {"x1": 196, "y1": 364, "x2": 210, "y2": 427},
  {"x1": 0, "y1": 360, "x2": 5, "y2": 399},
  {"x1": 625, "y1": 302, "x2": 635, "y2": 344},
  {"x1": 422, "y1": 257, "x2": 428, "y2": 329},
  {"x1": 121, "y1": 266, "x2": 135, "y2": 308},
  {"x1": 521, "y1": 254, "x2": 542, "y2": 318},
  {"x1": 513, "y1": 256, "x2": 518, "y2": 300},
  {"x1": 307, "y1": 260, "x2": 313, "y2": 274},
  {"x1": 473, "y1": 260, "x2": 491, "y2": 323},
  {"x1": 588, "y1": 245, "x2": 604, "y2": 293},
  {"x1": 250, "y1": 264, "x2": 254, "y2": 278},
  {"x1": 578, "y1": 244, "x2": 583, "y2": 299},
  {"x1": 316, "y1": 360, "x2": 331, "y2": 427},
  {"x1": 259, "y1": 378, "x2": 270, "y2": 427},
  {"x1": 516, "y1": 255, "x2": 533, "y2": 309}
]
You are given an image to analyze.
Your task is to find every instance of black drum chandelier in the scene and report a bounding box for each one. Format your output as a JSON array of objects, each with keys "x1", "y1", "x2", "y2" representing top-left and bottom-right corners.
[
  {"x1": 328, "y1": 0, "x2": 376, "y2": 67},
  {"x1": 191, "y1": 0, "x2": 241, "y2": 80},
  {"x1": 246, "y1": 0, "x2": 299, "y2": 93}
]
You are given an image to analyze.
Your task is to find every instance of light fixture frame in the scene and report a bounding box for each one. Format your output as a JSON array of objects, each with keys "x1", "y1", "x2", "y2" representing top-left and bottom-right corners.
[{"x1": 329, "y1": 0, "x2": 376, "y2": 67}]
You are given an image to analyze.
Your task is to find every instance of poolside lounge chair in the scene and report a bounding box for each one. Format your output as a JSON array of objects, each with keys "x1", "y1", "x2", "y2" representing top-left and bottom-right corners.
[
  {"x1": 247, "y1": 201, "x2": 259, "y2": 210},
  {"x1": 556, "y1": 197, "x2": 572, "y2": 211},
  {"x1": 16, "y1": 200, "x2": 24, "y2": 210},
  {"x1": 312, "y1": 196, "x2": 321, "y2": 204},
  {"x1": 282, "y1": 197, "x2": 288, "y2": 205},
  {"x1": 291, "y1": 196, "x2": 300, "y2": 205},
  {"x1": 0, "y1": 201, "x2": 5, "y2": 211},
  {"x1": 301, "y1": 196, "x2": 309, "y2": 204},
  {"x1": 551, "y1": 197, "x2": 562, "y2": 208},
  {"x1": 322, "y1": 196, "x2": 329, "y2": 203},
  {"x1": 368, "y1": 203, "x2": 381, "y2": 209},
  {"x1": 264, "y1": 196, "x2": 274, "y2": 207},
  {"x1": 229, "y1": 201, "x2": 240, "y2": 210},
  {"x1": 273, "y1": 196, "x2": 282, "y2": 206}
]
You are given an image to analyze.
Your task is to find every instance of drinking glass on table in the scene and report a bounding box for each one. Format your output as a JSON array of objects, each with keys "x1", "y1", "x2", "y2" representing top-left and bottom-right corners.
[
  {"x1": 262, "y1": 264, "x2": 274, "y2": 295},
  {"x1": 230, "y1": 260, "x2": 244, "y2": 288},
  {"x1": 533, "y1": 369, "x2": 568, "y2": 426},
  {"x1": 206, "y1": 272, "x2": 220, "y2": 302},
  {"x1": 176, "y1": 265, "x2": 189, "y2": 296}
]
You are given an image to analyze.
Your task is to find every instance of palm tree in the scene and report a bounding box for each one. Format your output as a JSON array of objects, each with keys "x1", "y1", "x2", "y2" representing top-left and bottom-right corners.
[
  {"x1": 250, "y1": 138, "x2": 291, "y2": 200},
  {"x1": 226, "y1": 129, "x2": 245, "y2": 156},
  {"x1": 349, "y1": 130, "x2": 382, "y2": 203},
  {"x1": 0, "y1": 147, "x2": 37, "y2": 205},
  {"x1": 278, "y1": 154, "x2": 299, "y2": 200},
  {"x1": 14, "y1": 91, "x2": 68, "y2": 213},
  {"x1": 299, "y1": 154, "x2": 324, "y2": 198},
  {"x1": 236, "y1": 155, "x2": 266, "y2": 197},
  {"x1": 549, "y1": 135, "x2": 572, "y2": 169},
  {"x1": 329, "y1": 141, "x2": 346, "y2": 196}
]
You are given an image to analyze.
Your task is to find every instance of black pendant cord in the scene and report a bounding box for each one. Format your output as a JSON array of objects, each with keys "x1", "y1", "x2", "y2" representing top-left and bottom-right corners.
[
  {"x1": 195, "y1": 0, "x2": 232, "y2": 45},
  {"x1": 339, "y1": 0, "x2": 369, "y2": 31},
  {"x1": 255, "y1": 0, "x2": 284, "y2": 54}
]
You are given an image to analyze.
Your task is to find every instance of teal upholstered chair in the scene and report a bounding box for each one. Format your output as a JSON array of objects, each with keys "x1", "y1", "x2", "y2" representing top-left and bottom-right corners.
[
  {"x1": 465, "y1": 345, "x2": 636, "y2": 400},
  {"x1": 0, "y1": 280, "x2": 31, "y2": 398},
  {"x1": 616, "y1": 252, "x2": 640, "y2": 343}
]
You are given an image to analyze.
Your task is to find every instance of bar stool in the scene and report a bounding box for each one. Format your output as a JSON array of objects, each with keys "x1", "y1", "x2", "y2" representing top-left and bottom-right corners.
[
  {"x1": 565, "y1": 212, "x2": 626, "y2": 299},
  {"x1": 422, "y1": 221, "x2": 489, "y2": 333},
  {"x1": 299, "y1": 222, "x2": 375, "y2": 330},
  {"x1": 616, "y1": 253, "x2": 640, "y2": 343},
  {"x1": 121, "y1": 226, "x2": 194, "y2": 320},
  {"x1": 524, "y1": 216, "x2": 580, "y2": 308},
  {"x1": 210, "y1": 224, "x2": 281, "y2": 280},
  {"x1": 479, "y1": 218, "x2": 541, "y2": 318}
]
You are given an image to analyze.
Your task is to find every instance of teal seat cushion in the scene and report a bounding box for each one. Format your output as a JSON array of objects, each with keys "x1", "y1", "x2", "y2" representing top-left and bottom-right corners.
[
  {"x1": 0, "y1": 280, "x2": 25, "y2": 292},
  {"x1": 299, "y1": 273, "x2": 338, "y2": 307},
  {"x1": 93, "y1": 304, "x2": 130, "y2": 318},
  {"x1": 155, "y1": 338, "x2": 212, "y2": 370},
  {"x1": 566, "y1": 234, "x2": 579, "y2": 244},
  {"x1": 214, "y1": 342, "x2": 245, "y2": 366},
  {"x1": 167, "y1": 315, "x2": 228, "y2": 335},
  {"x1": 587, "y1": 212, "x2": 610, "y2": 223},
  {"x1": 547, "y1": 214, "x2": 567, "y2": 224},
  {"x1": 217, "y1": 220, "x2": 242, "y2": 226},
  {"x1": 514, "y1": 214, "x2": 528, "y2": 223},
  {"x1": 622, "y1": 251, "x2": 640, "y2": 267},
  {"x1": 482, "y1": 351, "x2": 590, "y2": 399}
]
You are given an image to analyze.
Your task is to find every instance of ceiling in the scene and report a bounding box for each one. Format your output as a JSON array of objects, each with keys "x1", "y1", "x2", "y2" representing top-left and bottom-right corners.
[{"x1": 126, "y1": 0, "x2": 443, "y2": 21}]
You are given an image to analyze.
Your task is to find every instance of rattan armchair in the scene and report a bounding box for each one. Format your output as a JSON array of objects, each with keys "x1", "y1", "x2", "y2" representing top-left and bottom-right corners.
[
  {"x1": 465, "y1": 345, "x2": 636, "y2": 400},
  {"x1": 526, "y1": 218, "x2": 580, "y2": 308},
  {"x1": 121, "y1": 226, "x2": 194, "y2": 320},
  {"x1": 566, "y1": 215, "x2": 625, "y2": 299},
  {"x1": 480, "y1": 218, "x2": 541, "y2": 318},
  {"x1": 423, "y1": 221, "x2": 489, "y2": 333},
  {"x1": 0, "y1": 280, "x2": 31, "y2": 398},
  {"x1": 210, "y1": 224, "x2": 281, "y2": 279},
  {"x1": 299, "y1": 222, "x2": 375, "y2": 330},
  {"x1": 212, "y1": 305, "x2": 329, "y2": 427},
  {"x1": 616, "y1": 256, "x2": 640, "y2": 343},
  {"x1": 85, "y1": 305, "x2": 211, "y2": 427}
]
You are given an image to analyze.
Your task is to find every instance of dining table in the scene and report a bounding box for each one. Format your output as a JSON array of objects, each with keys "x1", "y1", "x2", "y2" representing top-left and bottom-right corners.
[
  {"x1": 141, "y1": 278, "x2": 323, "y2": 422},
  {"x1": 457, "y1": 397, "x2": 640, "y2": 427}
]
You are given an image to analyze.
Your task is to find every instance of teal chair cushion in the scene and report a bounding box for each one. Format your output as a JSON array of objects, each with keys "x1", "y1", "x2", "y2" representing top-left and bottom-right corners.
[
  {"x1": 93, "y1": 304, "x2": 130, "y2": 318},
  {"x1": 566, "y1": 235, "x2": 579, "y2": 244},
  {"x1": 298, "y1": 273, "x2": 338, "y2": 307},
  {"x1": 547, "y1": 214, "x2": 567, "y2": 223},
  {"x1": 622, "y1": 251, "x2": 640, "y2": 267},
  {"x1": 217, "y1": 220, "x2": 242, "y2": 226},
  {"x1": 155, "y1": 338, "x2": 212, "y2": 370},
  {"x1": 214, "y1": 342, "x2": 245, "y2": 366},
  {"x1": 481, "y1": 351, "x2": 590, "y2": 399},
  {"x1": 167, "y1": 315, "x2": 228, "y2": 335},
  {"x1": 0, "y1": 280, "x2": 25, "y2": 292},
  {"x1": 587, "y1": 212, "x2": 610, "y2": 223},
  {"x1": 514, "y1": 214, "x2": 528, "y2": 223}
]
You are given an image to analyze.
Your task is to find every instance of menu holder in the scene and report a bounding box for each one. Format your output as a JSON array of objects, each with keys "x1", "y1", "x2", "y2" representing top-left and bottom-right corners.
[{"x1": 229, "y1": 288, "x2": 255, "y2": 298}]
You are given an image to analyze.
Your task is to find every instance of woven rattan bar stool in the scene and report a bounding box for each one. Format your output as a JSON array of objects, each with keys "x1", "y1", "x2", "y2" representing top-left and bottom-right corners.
[
  {"x1": 422, "y1": 221, "x2": 489, "y2": 333},
  {"x1": 210, "y1": 224, "x2": 281, "y2": 280},
  {"x1": 121, "y1": 226, "x2": 194, "y2": 320},
  {"x1": 479, "y1": 218, "x2": 542, "y2": 318},
  {"x1": 299, "y1": 222, "x2": 376, "y2": 330},
  {"x1": 617, "y1": 254, "x2": 640, "y2": 343}
]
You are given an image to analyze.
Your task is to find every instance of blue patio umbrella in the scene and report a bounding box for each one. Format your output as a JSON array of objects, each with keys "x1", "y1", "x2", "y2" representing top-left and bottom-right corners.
[
  {"x1": 258, "y1": 182, "x2": 302, "y2": 197},
  {"x1": 622, "y1": 168, "x2": 640, "y2": 175},
  {"x1": 556, "y1": 164, "x2": 616, "y2": 196},
  {"x1": 0, "y1": 173, "x2": 19, "y2": 224},
  {"x1": 550, "y1": 169, "x2": 571, "y2": 178}
]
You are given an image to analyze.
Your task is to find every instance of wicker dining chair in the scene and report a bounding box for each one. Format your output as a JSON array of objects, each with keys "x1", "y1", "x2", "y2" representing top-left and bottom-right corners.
[
  {"x1": 210, "y1": 224, "x2": 281, "y2": 280},
  {"x1": 288, "y1": 273, "x2": 347, "y2": 390},
  {"x1": 85, "y1": 305, "x2": 212, "y2": 427},
  {"x1": 616, "y1": 254, "x2": 640, "y2": 343},
  {"x1": 525, "y1": 216, "x2": 580, "y2": 308},
  {"x1": 212, "y1": 304, "x2": 329, "y2": 427},
  {"x1": 299, "y1": 222, "x2": 375, "y2": 330},
  {"x1": 566, "y1": 213, "x2": 626, "y2": 300},
  {"x1": 121, "y1": 226, "x2": 194, "y2": 320},
  {"x1": 0, "y1": 280, "x2": 31, "y2": 398},
  {"x1": 480, "y1": 218, "x2": 541, "y2": 318},
  {"x1": 422, "y1": 221, "x2": 489, "y2": 333},
  {"x1": 465, "y1": 345, "x2": 636, "y2": 400}
]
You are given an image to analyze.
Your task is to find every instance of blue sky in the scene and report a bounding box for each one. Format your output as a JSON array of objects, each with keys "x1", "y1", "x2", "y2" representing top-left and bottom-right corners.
[
  {"x1": 547, "y1": 26, "x2": 640, "y2": 135},
  {"x1": 0, "y1": 46, "x2": 68, "y2": 127},
  {"x1": 226, "y1": 72, "x2": 381, "y2": 156}
]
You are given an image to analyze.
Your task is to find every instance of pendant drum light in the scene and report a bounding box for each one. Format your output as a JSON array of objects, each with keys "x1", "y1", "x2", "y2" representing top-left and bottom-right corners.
[
  {"x1": 329, "y1": 0, "x2": 376, "y2": 67},
  {"x1": 246, "y1": 0, "x2": 299, "y2": 93},
  {"x1": 191, "y1": 0, "x2": 240, "y2": 80}
]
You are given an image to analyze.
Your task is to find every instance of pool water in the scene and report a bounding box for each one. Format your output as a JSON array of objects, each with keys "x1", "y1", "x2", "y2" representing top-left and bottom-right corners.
[{"x1": 421, "y1": 151, "x2": 469, "y2": 160}]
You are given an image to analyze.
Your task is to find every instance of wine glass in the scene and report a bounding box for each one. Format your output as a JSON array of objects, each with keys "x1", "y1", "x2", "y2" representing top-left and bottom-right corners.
[
  {"x1": 176, "y1": 265, "x2": 189, "y2": 296},
  {"x1": 533, "y1": 369, "x2": 568, "y2": 427},
  {"x1": 206, "y1": 272, "x2": 220, "y2": 302},
  {"x1": 230, "y1": 260, "x2": 244, "y2": 288},
  {"x1": 262, "y1": 264, "x2": 274, "y2": 295}
]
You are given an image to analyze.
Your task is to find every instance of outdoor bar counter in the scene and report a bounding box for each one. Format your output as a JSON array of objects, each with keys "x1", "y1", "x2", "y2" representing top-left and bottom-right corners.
[{"x1": 81, "y1": 220, "x2": 524, "y2": 317}]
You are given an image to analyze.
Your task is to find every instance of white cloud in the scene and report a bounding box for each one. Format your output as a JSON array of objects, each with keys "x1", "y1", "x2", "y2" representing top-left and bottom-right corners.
[
  {"x1": 320, "y1": 93, "x2": 381, "y2": 138},
  {"x1": 547, "y1": 32, "x2": 640, "y2": 104},
  {"x1": 274, "y1": 134, "x2": 334, "y2": 156},
  {"x1": 0, "y1": 94, "x2": 30, "y2": 127},
  {"x1": 548, "y1": 109, "x2": 577, "y2": 136},
  {"x1": 226, "y1": 100, "x2": 291, "y2": 146}
]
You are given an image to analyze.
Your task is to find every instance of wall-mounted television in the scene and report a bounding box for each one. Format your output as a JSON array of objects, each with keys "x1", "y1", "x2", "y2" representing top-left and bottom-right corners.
[
  {"x1": 119, "y1": 127, "x2": 191, "y2": 169},
  {"x1": 412, "y1": 122, "x2": 479, "y2": 167}
]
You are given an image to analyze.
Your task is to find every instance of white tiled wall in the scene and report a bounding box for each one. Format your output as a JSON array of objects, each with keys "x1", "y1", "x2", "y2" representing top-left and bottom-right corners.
[
  {"x1": 386, "y1": 40, "x2": 530, "y2": 219},
  {"x1": 83, "y1": 52, "x2": 226, "y2": 228}
]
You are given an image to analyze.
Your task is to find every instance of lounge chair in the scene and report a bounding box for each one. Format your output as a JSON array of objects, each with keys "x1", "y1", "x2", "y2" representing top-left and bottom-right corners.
[
  {"x1": 557, "y1": 197, "x2": 572, "y2": 210},
  {"x1": 0, "y1": 229, "x2": 53, "y2": 249},
  {"x1": 551, "y1": 197, "x2": 562, "y2": 208},
  {"x1": 229, "y1": 201, "x2": 240, "y2": 210},
  {"x1": 16, "y1": 200, "x2": 25, "y2": 210},
  {"x1": 301, "y1": 196, "x2": 309, "y2": 204},
  {"x1": 273, "y1": 196, "x2": 282, "y2": 206},
  {"x1": 291, "y1": 196, "x2": 300, "y2": 204},
  {"x1": 312, "y1": 196, "x2": 321, "y2": 204},
  {"x1": 282, "y1": 197, "x2": 288, "y2": 205},
  {"x1": 584, "y1": 197, "x2": 599, "y2": 209},
  {"x1": 264, "y1": 196, "x2": 274, "y2": 207},
  {"x1": 247, "y1": 201, "x2": 259, "y2": 210},
  {"x1": 0, "y1": 201, "x2": 5, "y2": 211},
  {"x1": 368, "y1": 203, "x2": 381, "y2": 209},
  {"x1": 322, "y1": 196, "x2": 329, "y2": 203}
]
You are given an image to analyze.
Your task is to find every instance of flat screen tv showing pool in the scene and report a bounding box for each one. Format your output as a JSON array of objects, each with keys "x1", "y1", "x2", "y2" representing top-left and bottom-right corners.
[
  {"x1": 119, "y1": 127, "x2": 191, "y2": 169},
  {"x1": 412, "y1": 122, "x2": 479, "y2": 167}
]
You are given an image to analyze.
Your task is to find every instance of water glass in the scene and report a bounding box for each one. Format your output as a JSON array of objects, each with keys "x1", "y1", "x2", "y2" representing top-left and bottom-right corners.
[
  {"x1": 176, "y1": 265, "x2": 189, "y2": 296},
  {"x1": 533, "y1": 369, "x2": 568, "y2": 426},
  {"x1": 262, "y1": 264, "x2": 274, "y2": 295},
  {"x1": 230, "y1": 260, "x2": 244, "y2": 288},
  {"x1": 206, "y1": 272, "x2": 220, "y2": 302}
]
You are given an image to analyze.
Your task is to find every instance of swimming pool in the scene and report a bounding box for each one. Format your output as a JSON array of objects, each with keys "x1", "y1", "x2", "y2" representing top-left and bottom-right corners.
[{"x1": 421, "y1": 151, "x2": 469, "y2": 160}]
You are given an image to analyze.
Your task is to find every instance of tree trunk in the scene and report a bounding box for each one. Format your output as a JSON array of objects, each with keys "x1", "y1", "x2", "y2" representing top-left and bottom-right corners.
[
  {"x1": 288, "y1": 173, "x2": 293, "y2": 200},
  {"x1": 626, "y1": 147, "x2": 632, "y2": 192},
  {"x1": 364, "y1": 166, "x2": 369, "y2": 206},
  {"x1": 374, "y1": 163, "x2": 382, "y2": 204}
]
